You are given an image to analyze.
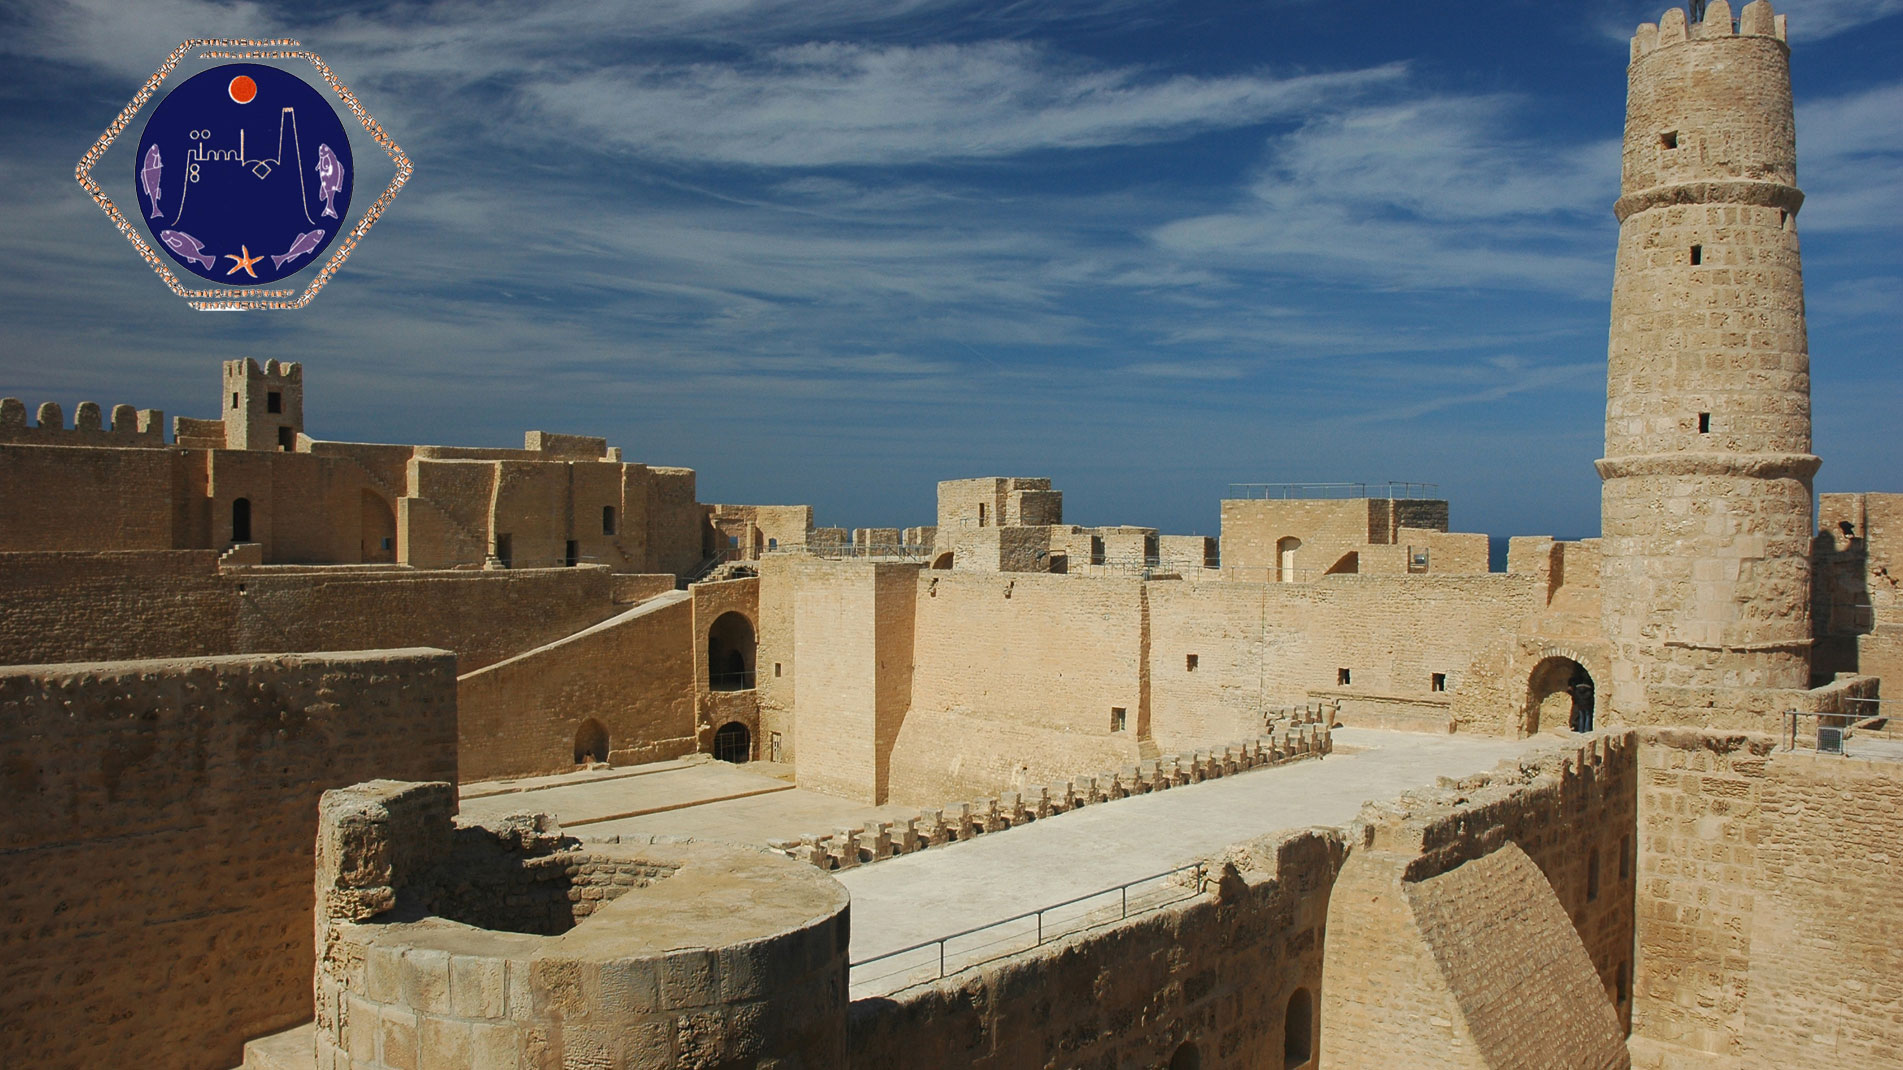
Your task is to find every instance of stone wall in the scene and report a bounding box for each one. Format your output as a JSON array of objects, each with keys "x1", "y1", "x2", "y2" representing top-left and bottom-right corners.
[
  {"x1": 0, "y1": 442, "x2": 180, "y2": 551},
  {"x1": 792, "y1": 561, "x2": 919, "y2": 803},
  {"x1": 0, "y1": 649, "x2": 457, "y2": 1070},
  {"x1": 457, "y1": 591, "x2": 698, "y2": 782},
  {"x1": 1630, "y1": 726, "x2": 1903, "y2": 1070},
  {"x1": 849, "y1": 827, "x2": 1341, "y2": 1069},
  {"x1": 0, "y1": 550, "x2": 628, "y2": 672}
]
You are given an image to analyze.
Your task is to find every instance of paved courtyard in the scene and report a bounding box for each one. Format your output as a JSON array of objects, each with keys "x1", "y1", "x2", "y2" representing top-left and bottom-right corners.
[{"x1": 465, "y1": 728, "x2": 1550, "y2": 993}]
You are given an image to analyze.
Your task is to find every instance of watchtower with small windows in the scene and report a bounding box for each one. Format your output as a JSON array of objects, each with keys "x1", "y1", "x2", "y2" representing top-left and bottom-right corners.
[
  {"x1": 223, "y1": 357, "x2": 304, "y2": 452},
  {"x1": 1599, "y1": 1, "x2": 1816, "y2": 718}
]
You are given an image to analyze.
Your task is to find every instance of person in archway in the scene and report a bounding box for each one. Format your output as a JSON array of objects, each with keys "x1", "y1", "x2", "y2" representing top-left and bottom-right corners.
[{"x1": 1569, "y1": 665, "x2": 1596, "y2": 733}]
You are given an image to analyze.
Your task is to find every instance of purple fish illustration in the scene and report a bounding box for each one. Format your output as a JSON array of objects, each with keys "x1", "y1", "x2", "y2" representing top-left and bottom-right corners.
[
  {"x1": 140, "y1": 145, "x2": 163, "y2": 218},
  {"x1": 271, "y1": 229, "x2": 326, "y2": 270},
  {"x1": 314, "y1": 143, "x2": 344, "y2": 219},
  {"x1": 158, "y1": 229, "x2": 215, "y2": 271}
]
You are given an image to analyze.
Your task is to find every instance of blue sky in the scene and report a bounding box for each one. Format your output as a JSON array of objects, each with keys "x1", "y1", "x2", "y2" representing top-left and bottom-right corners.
[{"x1": 2, "y1": 0, "x2": 1898, "y2": 540}]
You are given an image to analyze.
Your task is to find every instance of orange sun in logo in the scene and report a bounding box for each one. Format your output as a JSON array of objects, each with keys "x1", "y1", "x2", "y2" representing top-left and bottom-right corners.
[{"x1": 228, "y1": 75, "x2": 257, "y2": 104}]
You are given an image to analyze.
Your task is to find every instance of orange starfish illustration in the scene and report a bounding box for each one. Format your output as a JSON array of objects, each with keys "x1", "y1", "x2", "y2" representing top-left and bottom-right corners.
[{"x1": 224, "y1": 245, "x2": 263, "y2": 278}]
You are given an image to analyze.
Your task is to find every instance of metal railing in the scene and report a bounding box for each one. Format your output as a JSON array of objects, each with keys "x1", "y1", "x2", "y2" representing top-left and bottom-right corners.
[
  {"x1": 847, "y1": 862, "x2": 1207, "y2": 996},
  {"x1": 1227, "y1": 481, "x2": 1439, "y2": 500},
  {"x1": 1783, "y1": 702, "x2": 1891, "y2": 756},
  {"x1": 708, "y1": 671, "x2": 756, "y2": 692}
]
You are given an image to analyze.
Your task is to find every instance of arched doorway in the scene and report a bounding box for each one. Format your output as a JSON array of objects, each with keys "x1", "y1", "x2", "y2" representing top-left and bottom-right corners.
[
  {"x1": 574, "y1": 719, "x2": 609, "y2": 765},
  {"x1": 713, "y1": 721, "x2": 751, "y2": 763},
  {"x1": 1277, "y1": 536, "x2": 1301, "y2": 582},
  {"x1": 1169, "y1": 1041, "x2": 1200, "y2": 1070},
  {"x1": 1284, "y1": 987, "x2": 1314, "y2": 1067},
  {"x1": 707, "y1": 611, "x2": 756, "y2": 690},
  {"x1": 1526, "y1": 656, "x2": 1596, "y2": 734},
  {"x1": 231, "y1": 497, "x2": 252, "y2": 543},
  {"x1": 932, "y1": 552, "x2": 954, "y2": 570}
]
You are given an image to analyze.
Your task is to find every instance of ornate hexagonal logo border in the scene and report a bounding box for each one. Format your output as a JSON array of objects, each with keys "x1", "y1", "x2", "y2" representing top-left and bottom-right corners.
[{"x1": 75, "y1": 39, "x2": 411, "y2": 311}]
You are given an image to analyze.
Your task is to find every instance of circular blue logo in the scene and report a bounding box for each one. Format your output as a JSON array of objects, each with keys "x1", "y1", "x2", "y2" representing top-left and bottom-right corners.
[{"x1": 134, "y1": 63, "x2": 353, "y2": 286}]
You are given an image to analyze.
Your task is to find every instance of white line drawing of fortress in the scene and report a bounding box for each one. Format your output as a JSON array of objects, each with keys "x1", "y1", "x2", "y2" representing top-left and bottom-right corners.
[{"x1": 170, "y1": 106, "x2": 317, "y2": 229}]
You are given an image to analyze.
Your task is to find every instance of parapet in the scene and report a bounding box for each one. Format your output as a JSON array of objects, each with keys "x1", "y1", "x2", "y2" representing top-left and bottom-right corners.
[
  {"x1": 1632, "y1": 1, "x2": 1786, "y2": 61},
  {"x1": 524, "y1": 429, "x2": 609, "y2": 459},
  {"x1": 225, "y1": 356, "x2": 302, "y2": 383},
  {"x1": 0, "y1": 395, "x2": 164, "y2": 446},
  {"x1": 313, "y1": 779, "x2": 850, "y2": 1069}
]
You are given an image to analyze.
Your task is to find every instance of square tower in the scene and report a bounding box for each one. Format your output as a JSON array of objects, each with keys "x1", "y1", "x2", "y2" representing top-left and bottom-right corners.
[{"x1": 222, "y1": 358, "x2": 303, "y2": 451}]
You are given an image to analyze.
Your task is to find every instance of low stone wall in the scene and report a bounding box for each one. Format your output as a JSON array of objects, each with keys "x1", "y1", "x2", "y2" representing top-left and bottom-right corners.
[
  {"x1": 773, "y1": 724, "x2": 1330, "y2": 871},
  {"x1": 313, "y1": 780, "x2": 850, "y2": 1070},
  {"x1": 848, "y1": 825, "x2": 1342, "y2": 1069},
  {"x1": 0, "y1": 649, "x2": 458, "y2": 1070}
]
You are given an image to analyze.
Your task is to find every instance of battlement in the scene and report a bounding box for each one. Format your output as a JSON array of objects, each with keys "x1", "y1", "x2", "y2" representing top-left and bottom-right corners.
[
  {"x1": 1632, "y1": 1, "x2": 1786, "y2": 61},
  {"x1": 224, "y1": 356, "x2": 302, "y2": 384},
  {"x1": 0, "y1": 396, "x2": 164, "y2": 446}
]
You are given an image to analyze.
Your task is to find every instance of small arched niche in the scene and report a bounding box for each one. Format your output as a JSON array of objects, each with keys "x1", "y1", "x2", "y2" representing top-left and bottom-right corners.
[
  {"x1": 1277, "y1": 536, "x2": 1302, "y2": 582},
  {"x1": 1284, "y1": 986, "x2": 1314, "y2": 1067},
  {"x1": 574, "y1": 718, "x2": 609, "y2": 766},
  {"x1": 931, "y1": 552, "x2": 954, "y2": 570}
]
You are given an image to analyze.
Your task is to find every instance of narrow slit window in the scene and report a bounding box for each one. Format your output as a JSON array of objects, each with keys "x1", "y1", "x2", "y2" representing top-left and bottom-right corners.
[
  {"x1": 1110, "y1": 707, "x2": 1127, "y2": 732},
  {"x1": 1616, "y1": 961, "x2": 1630, "y2": 1004},
  {"x1": 1690, "y1": 244, "x2": 1703, "y2": 265},
  {"x1": 564, "y1": 540, "x2": 578, "y2": 567},
  {"x1": 1588, "y1": 850, "x2": 1601, "y2": 901},
  {"x1": 1620, "y1": 835, "x2": 1632, "y2": 880},
  {"x1": 1337, "y1": 667, "x2": 1351, "y2": 686},
  {"x1": 773, "y1": 663, "x2": 783, "y2": 678},
  {"x1": 1698, "y1": 412, "x2": 1711, "y2": 434},
  {"x1": 1431, "y1": 672, "x2": 1447, "y2": 692},
  {"x1": 1660, "y1": 130, "x2": 1678, "y2": 149},
  {"x1": 1186, "y1": 654, "x2": 1199, "y2": 672},
  {"x1": 602, "y1": 505, "x2": 617, "y2": 535}
]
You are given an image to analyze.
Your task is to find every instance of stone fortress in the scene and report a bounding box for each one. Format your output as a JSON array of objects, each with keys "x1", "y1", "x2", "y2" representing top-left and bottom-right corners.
[{"x1": 2, "y1": 4, "x2": 1899, "y2": 1068}]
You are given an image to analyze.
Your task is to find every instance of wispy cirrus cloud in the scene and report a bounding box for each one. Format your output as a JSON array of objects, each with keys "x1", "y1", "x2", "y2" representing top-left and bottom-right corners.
[
  {"x1": 524, "y1": 44, "x2": 1405, "y2": 167},
  {"x1": 1152, "y1": 94, "x2": 1620, "y2": 297}
]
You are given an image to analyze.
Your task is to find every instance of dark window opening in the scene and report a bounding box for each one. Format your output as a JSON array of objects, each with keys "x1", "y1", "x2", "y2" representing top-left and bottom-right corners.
[
  {"x1": 713, "y1": 721, "x2": 751, "y2": 763},
  {"x1": 277, "y1": 425, "x2": 294, "y2": 450},
  {"x1": 1588, "y1": 849, "x2": 1601, "y2": 901},
  {"x1": 380, "y1": 537, "x2": 393, "y2": 551},
  {"x1": 1170, "y1": 1041, "x2": 1200, "y2": 1070},
  {"x1": 1620, "y1": 835, "x2": 1632, "y2": 880},
  {"x1": 1690, "y1": 244, "x2": 1703, "y2": 265},
  {"x1": 977, "y1": 502, "x2": 988, "y2": 527},
  {"x1": 495, "y1": 534, "x2": 513, "y2": 569},
  {"x1": 1698, "y1": 412, "x2": 1711, "y2": 433},
  {"x1": 1660, "y1": 130, "x2": 1678, "y2": 149},
  {"x1": 1111, "y1": 707, "x2": 1127, "y2": 732},
  {"x1": 773, "y1": 662, "x2": 783, "y2": 678},
  {"x1": 564, "y1": 540, "x2": 579, "y2": 567},
  {"x1": 1616, "y1": 961, "x2": 1630, "y2": 1004},
  {"x1": 1432, "y1": 672, "x2": 1447, "y2": 692},
  {"x1": 602, "y1": 506, "x2": 617, "y2": 535},
  {"x1": 1337, "y1": 668, "x2": 1351, "y2": 686},
  {"x1": 1778, "y1": 209, "x2": 1789, "y2": 228},
  {"x1": 1284, "y1": 987, "x2": 1314, "y2": 1068},
  {"x1": 574, "y1": 718, "x2": 609, "y2": 765},
  {"x1": 266, "y1": 391, "x2": 282, "y2": 414},
  {"x1": 230, "y1": 497, "x2": 252, "y2": 543},
  {"x1": 231, "y1": 392, "x2": 239, "y2": 409},
  {"x1": 727, "y1": 535, "x2": 740, "y2": 548},
  {"x1": 1186, "y1": 654, "x2": 1199, "y2": 672}
]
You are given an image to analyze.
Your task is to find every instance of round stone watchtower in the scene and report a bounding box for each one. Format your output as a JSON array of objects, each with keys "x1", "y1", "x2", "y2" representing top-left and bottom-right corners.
[{"x1": 1598, "y1": 1, "x2": 1818, "y2": 721}]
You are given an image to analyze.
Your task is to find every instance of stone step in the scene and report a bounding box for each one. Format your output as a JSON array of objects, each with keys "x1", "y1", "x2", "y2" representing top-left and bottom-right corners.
[{"x1": 234, "y1": 1021, "x2": 314, "y2": 1070}]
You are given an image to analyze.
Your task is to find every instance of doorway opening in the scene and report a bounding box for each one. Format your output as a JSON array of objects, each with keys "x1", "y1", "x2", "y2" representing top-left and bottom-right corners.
[{"x1": 713, "y1": 721, "x2": 752, "y2": 763}]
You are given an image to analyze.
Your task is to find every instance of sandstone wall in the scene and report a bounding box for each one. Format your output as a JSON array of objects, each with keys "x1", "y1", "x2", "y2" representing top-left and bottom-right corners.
[
  {"x1": 0, "y1": 649, "x2": 458, "y2": 1070},
  {"x1": 1630, "y1": 726, "x2": 1903, "y2": 1070},
  {"x1": 0, "y1": 442, "x2": 180, "y2": 551},
  {"x1": 892, "y1": 571, "x2": 1145, "y2": 803},
  {"x1": 457, "y1": 591, "x2": 698, "y2": 782},
  {"x1": 0, "y1": 551, "x2": 627, "y2": 672},
  {"x1": 849, "y1": 828, "x2": 1341, "y2": 1069},
  {"x1": 793, "y1": 562, "x2": 920, "y2": 803}
]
